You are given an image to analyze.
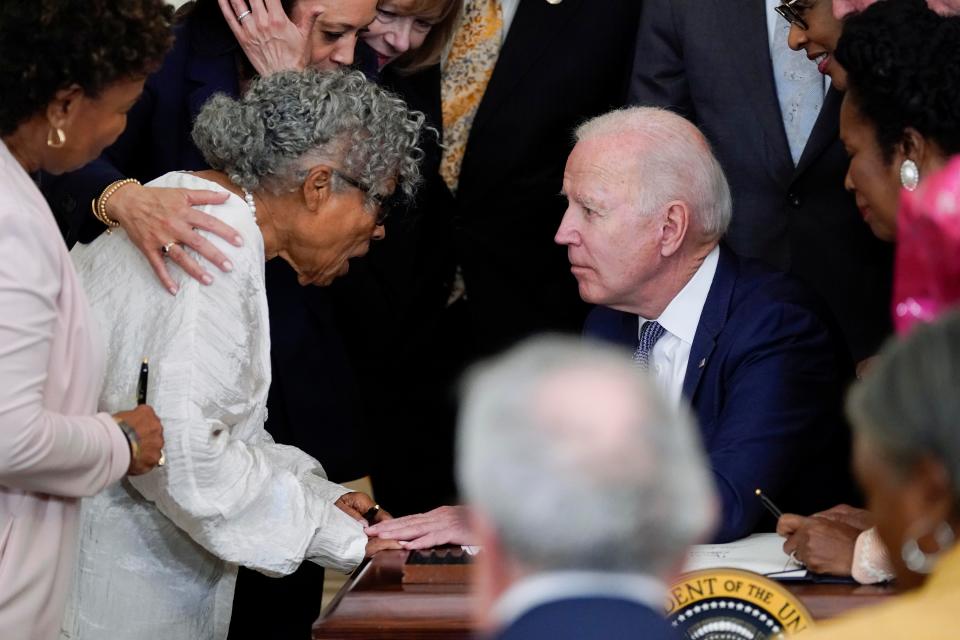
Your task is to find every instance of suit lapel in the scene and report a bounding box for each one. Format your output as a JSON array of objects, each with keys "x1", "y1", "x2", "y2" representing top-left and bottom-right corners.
[
  {"x1": 792, "y1": 85, "x2": 841, "y2": 180},
  {"x1": 470, "y1": 0, "x2": 584, "y2": 133},
  {"x1": 682, "y1": 246, "x2": 737, "y2": 401},
  {"x1": 718, "y1": 0, "x2": 793, "y2": 186}
]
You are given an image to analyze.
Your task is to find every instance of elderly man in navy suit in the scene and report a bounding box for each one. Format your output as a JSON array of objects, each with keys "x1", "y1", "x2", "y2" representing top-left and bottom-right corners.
[
  {"x1": 459, "y1": 337, "x2": 715, "y2": 640},
  {"x1": 555, "y1": 107, "x2": 855, "y2": 542}
]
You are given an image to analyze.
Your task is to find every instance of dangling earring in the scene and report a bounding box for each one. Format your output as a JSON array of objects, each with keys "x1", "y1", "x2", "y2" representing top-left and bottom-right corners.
[
  {"x1": 900, "y1": 159, "x2": 920, "y2": 191},
  {"x1": 46, "y1": 126, "x2": 66, "y2": 148},
  {"x1": 901, "y1": 520, "x2": 955, "y2": 574}
]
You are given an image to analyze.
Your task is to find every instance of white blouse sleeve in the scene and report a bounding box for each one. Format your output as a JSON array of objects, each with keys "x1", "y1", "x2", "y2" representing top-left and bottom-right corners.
[
  {"x1": 125, "y1": 227, "x2": 365, "y2": 576},
  {"x1": 851, "y1": 527, "x2": 895, "y2": 584}
]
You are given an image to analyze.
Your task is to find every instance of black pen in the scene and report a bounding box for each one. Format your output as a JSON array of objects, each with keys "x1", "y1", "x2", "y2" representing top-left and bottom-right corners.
[
  {"x1": 755, "y1": 488, "x2": 784, "y2": 520},
  {"x1": 136, "y1": 358, "x2": 165, "y2": 467},
  {"x1": 137, "y1": 358, "x2": 149, "y2": 405}
]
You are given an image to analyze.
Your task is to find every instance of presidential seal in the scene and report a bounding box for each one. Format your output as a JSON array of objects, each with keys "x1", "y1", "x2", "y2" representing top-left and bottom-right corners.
[{"x1": 665, "y1": 569, "x2": 814, "y2": 639}]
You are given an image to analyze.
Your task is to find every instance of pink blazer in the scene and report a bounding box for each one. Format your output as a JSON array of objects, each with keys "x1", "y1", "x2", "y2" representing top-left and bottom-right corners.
[{"x1": 0, "y1": 141, "x2": 130, "y2": 640}]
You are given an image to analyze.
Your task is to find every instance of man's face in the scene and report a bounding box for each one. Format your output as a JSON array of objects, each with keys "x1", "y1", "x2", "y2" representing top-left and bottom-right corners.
[{"x1": 554, "y1": 136, "x2": 663, "y2": 311}]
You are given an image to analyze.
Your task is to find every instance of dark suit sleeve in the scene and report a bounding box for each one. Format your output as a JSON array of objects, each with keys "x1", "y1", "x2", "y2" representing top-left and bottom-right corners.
[
  {"x1": 629, "y1": 0, "x2": 695, "y2": 119},
  {"x1": 706, "y1": 300, "x2": 845, "y2": 542}
]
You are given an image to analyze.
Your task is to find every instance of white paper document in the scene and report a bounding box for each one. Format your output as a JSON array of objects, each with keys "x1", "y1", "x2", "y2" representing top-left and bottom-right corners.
[{"x1": 682, "y1": 533, "x2": 804, "y2": 576}]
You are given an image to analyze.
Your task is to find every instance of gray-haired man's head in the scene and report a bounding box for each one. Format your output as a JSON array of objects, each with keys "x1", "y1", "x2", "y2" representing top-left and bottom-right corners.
[{"x1": 457, "y1": 336, "x2": 717, "y2": 578}]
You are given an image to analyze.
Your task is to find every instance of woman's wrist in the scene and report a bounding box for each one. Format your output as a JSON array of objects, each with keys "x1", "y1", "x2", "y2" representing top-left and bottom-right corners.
[
  {"x1": 115, "y1": 419, "x2": 141, "y2": 465},
  {"x1": 98, "y1": 179, "x2": 141, "y2": 227}
]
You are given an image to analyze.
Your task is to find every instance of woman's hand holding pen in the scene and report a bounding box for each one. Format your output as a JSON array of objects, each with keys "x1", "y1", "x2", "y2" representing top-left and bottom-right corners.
[
  {"x1": 113, "y1": 405, "x2": 165, "y2": 475},
  {"x1": 777, "y1": 513, "x2": 861, "y2": 575}
]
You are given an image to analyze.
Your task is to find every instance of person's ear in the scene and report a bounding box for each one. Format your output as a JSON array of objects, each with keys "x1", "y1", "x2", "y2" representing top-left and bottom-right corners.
[
  {"x1": 45, "y1": 85, "x2": 84, "y2": 130},
  {"x1": 303, "y1": 165, "x2": 334, "y2": 212},
  {"x1": 902, "y1": 127, "x2": 945, "y2": 177},
  {"x1": 660, "y1": 200, "x2": 689, "y2": 257}
]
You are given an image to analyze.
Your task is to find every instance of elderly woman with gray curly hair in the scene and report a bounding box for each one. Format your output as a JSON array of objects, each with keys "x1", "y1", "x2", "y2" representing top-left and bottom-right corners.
[{"x1": 60, "y1": 68, "x2": 424, "y2": 640}]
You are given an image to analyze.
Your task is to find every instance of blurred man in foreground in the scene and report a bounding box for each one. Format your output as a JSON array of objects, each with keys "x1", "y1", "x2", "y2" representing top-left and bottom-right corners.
[{"x1": 457, "y1": 337, "x2": 716, "y2": 639}]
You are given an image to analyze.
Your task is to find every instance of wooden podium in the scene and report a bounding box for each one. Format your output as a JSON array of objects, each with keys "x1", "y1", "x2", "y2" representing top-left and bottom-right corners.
[{"x1": 313, "y1": 550, "x2": 896, "y2": 639}]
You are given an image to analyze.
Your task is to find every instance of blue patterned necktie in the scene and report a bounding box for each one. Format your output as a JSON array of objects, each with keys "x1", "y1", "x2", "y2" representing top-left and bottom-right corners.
[
  {"x1": 633, "y1": 321, "x2": 666, "y2": 371},
  {"x1": 771, "y1": 16, "x2": 823, "y2": 166}
]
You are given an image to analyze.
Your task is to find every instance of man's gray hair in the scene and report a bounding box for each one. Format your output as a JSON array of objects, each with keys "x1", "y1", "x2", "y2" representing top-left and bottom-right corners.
[
  {"x1": 847, "y1": 311, "x2": 960, "y2": 507},
  {"x1": 192, "y1": 68, "x2": 425, "y2": 203},
  {"x1": 575, "y1": 107, "x2": 732, "y2": 240},
  {"x1": 457, "y1": 336, "x2": 717, "y2": 576}
]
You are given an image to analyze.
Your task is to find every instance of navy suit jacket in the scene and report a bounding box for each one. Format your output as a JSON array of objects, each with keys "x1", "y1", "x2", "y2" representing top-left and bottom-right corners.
[
  {"x1": 42, "y1": 12, "x2": 368, "y2": 482},
  {"x1": 491, "y1": 597, "x2": 678, "y2": 640},
  {"x1": 585, "y1": 246, "x2": 855, "y2": 542}
]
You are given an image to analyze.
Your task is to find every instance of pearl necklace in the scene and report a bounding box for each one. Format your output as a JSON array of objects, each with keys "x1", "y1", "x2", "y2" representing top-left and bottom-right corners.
[{"x1": 242, "y1": 188, "x2": 257, "y2": 224}]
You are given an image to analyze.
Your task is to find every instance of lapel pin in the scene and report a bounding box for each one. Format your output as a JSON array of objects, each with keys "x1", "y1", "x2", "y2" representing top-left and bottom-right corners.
[{"x1": 698, "y1": 358, "x2": 706, "y2": 369}]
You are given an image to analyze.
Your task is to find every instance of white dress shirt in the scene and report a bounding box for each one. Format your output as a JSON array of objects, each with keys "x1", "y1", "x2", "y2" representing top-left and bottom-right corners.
[
  {"x1": 62, "y1": 172, "x2": 366, "y2": 640},
  {"x1": 493, "y1": 570, "x2": 666, "y2": 629},
  {"x1": 639, "y1": 246, "x2": 719, "y2": 407}
]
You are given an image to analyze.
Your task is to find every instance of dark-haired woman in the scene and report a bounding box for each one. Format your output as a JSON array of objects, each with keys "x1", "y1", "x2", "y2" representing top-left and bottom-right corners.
[
  {"x1": 0, "y1": 2, "x2": 172, "y2": 638},
  {"x1": 835, "y1": 0, "x2": 960, "y2": 242},
  {"x1": 777, "y1": 0, "x2": 960, "y2": 583}
]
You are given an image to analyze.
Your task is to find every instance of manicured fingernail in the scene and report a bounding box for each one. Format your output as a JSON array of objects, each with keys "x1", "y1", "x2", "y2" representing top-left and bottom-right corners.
[
  {"x1": 168, "y1": 284, "x2": 179, "y2": 296},
  {"x1": 234, "y1": 235, "x2": 244, "y2": 246},
  {"x1": 202, "y1": 273, "x2": 214, "y2": 285},
  {"x1": 222, "y1": 260, "x2": 234, "y2": 272}
]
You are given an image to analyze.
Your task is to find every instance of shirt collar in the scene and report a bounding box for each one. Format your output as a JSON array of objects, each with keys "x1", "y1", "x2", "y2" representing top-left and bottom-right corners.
[
  {"x1": 639, "y1": 245, "x2": 720, "y2": 345},
  {"x1": 492, "y1": 570, "x2": 667, "y2": 629}
]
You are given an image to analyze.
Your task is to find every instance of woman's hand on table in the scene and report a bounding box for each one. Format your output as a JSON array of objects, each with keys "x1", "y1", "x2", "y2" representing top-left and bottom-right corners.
[
  {"x1": 106, "y1": 183, "x2": 238, "y2": 295},
  {"x1": 777, "y1": 513, "x2": 861, "y2": 576},
  {"x1": 113, "y1": 404, "x2": 164, "y2": 475},
  {"x1": 218, "y1": 0, "x2": 318, "y2": 75},
  {"x1": 365, "y1": 505, "x2": 475, "y2": 550}
]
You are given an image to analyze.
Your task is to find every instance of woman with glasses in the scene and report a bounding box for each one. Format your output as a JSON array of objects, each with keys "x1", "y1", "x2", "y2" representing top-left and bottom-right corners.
[
  {"x1": 776, "y1": 0, "x2": 848, "y2": 89},
  {"x1": 61, "y1": 68, "x2": 425, "y2": 640}
]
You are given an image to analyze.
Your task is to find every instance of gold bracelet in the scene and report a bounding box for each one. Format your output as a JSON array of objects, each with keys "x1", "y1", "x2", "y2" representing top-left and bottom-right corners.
[{"x1": 92, "y1": 178, "x2": 140, "y2": 232}]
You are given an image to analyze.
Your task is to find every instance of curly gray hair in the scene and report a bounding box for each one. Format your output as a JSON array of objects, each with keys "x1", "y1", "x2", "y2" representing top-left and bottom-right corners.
[{"x1": 192, "y1": 68, "x2": 425, "y2": 205}]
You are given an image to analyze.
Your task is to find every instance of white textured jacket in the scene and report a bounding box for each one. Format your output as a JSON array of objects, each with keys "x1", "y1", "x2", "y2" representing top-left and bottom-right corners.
[{"x1": 62, "y1": 172, "x2": 366, "y2": 640}]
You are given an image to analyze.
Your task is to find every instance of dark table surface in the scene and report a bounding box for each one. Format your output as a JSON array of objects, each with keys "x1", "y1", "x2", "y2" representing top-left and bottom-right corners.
[{"x1": 313, "y1": 550, "x2": 898, "y2": 639}]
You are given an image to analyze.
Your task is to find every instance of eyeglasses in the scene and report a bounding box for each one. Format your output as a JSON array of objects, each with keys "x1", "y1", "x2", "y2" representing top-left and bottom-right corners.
[
  {"x1": 775, "y1": 0, "x2": 809, "y2": 30},
  {"x1": 332, "y1": 170, "x2": 394, "y2": 225}
]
